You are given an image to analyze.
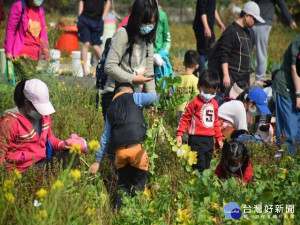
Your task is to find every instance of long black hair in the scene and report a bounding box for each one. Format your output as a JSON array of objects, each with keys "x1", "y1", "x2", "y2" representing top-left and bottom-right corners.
[
  {"x1": 14, "y1": 79, "x2": 27, "y2": 108},
  {"x1": 220, "y1": 141, "x2": 250, "y2": 179},
  {"x1": 127, "y1": 0, "x2": 159, "y2": 45}
]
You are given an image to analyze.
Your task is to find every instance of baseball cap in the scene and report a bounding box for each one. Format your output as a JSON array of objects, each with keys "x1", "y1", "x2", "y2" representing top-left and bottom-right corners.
[
  {"x1": 229, "y1": 82, "x2": 244, "y2": 99},
  {"x1": 242, "y1": 1, "x2": 265, "y2": 24},
  {"x1": 23, "y1": 79, "x2": 55, "y2": 115},
  {"x1": 248, "y1": 88, "x2": 270, "y2": 114}
]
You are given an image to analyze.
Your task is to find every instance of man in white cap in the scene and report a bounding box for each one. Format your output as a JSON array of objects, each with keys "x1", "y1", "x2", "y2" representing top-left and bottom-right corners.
[
  {"x1": 208, "y1": 1, "x2": 265, "y2": 96},
  {"x1": 0, "y1": 79, "x2": 82, "y2": 172}
]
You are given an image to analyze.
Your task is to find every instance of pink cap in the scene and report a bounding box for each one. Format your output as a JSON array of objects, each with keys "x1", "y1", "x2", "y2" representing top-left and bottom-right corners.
[{"x1": 23, "y1": 79, "x2": 55, "y2": 115}]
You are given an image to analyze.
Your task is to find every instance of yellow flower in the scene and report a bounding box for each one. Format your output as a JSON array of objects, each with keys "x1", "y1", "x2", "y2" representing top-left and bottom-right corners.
[
  {"x1": 51, "y1": 180, "x2": 64, "y2": 190},
  {"x1": 62, "y1": 81, "x2": 65, "y2": 86},
  {"x1": 3, "y1": 180, "x2": 14, "y2": 192},
  {"x1": 13, "y1": 169, "x2": 22, "y2": 180},
  {"x1": 188, "y1": 151, "x2": 197, "y2": 165},
  {"x1": 81, "y1": 60, "x2": 84, "y2": 64},
  {"x1": 281, "y1": 168, "x2": 287, "y2": 179},
  {"x1": 39, "y1": 209, "x2": 48, "y2": 218},
  {"x1": 77, "y1": 84, "x2": 80, "y2": 88},
  {"x1": 211, "y1": 202, "x2": 219, "y2": 210},
  {"x1": 70, "y1": 143, "x2": 82, "y2": 155},
  {"x1": 70, "y1": 169, "x2": 81, "y2": 182},
  {"x1": 5, "y1": 193, "x2": 15, "y2": 204},
  {"x1": 143, "y1": 187, "x2": 151, "y2": 200},
  {"x1": 86, "y1": 207, "x2": 96, "y2": 216},
  {"x1": 58, "y1": 82, "x2": 62, "y2": 87},
  {"x1": 88, "y1": 140, "x2": 99, "y2": 152},
  {"x1": 59, "y1": 57, "x2": 63, "y2": 62},
  {"x1": 245, "y1": 196, "x2": 250, "y2": 203},
  {"x1": 176, "y1": 208, "x2": 191, "y2": 224},
  {"x1": 36, "y1": 188, "x2": 47, "y2": 200}
]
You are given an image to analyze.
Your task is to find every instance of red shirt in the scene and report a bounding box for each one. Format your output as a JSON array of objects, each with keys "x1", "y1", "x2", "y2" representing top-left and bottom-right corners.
[
  {"x1": 19, "y1": 7, "x2": 42, "y2": 60},
  {"x1": 0, "y1": 110, "x2": 64, "y2": 172},
  {"x1": 176, "y1": 95, "x2": 223, "y2": 141},
  {"x1": 214, "y1": 161, "x2": 253, "y2": 183}
]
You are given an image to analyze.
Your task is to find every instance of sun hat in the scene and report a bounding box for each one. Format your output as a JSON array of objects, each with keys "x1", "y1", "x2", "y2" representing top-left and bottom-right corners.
[
  {"x1": 23, "y1": 79, "x2": 55, "y2": 115},
  {"x1": 242, "y1": 1, "x2": 265, "y2": 24},
  {"x1": 247, "y1": 88, "x2": 271, "y2": 114},
  {"x1": 229, "y1": 82, "x2": 244, "y2": 99}
]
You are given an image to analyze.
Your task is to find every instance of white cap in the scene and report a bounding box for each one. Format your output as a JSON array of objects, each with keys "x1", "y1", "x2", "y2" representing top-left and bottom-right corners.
[
  {"x1": 242, "y1": 1, "x2": 265, "y2": 24},
  {"x1": 23, "y1": 79, "x2": 55, "y2": 115}
]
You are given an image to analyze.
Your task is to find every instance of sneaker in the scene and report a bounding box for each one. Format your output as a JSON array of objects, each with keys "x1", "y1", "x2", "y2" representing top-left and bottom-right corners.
[{"x1": 253, "y1": 80, "x2": 264, "y2": 87}]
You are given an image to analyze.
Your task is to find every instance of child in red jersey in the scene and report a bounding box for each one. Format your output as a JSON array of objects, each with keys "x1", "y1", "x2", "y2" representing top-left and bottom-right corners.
[
  {"x1": 215, "y1": 141, "x2": 253, "y2": 183},
  {"x1": 176, "y1": 70, "x2": 223, "y2": 172}
]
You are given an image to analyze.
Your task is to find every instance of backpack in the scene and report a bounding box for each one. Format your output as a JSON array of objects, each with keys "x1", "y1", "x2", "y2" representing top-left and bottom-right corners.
[
  {"x1": 96, "y1": 28, "x2": 133, "y2": 90},
  {"x1": 14, "y1": 0, "x2": 26, "y2": 35}
]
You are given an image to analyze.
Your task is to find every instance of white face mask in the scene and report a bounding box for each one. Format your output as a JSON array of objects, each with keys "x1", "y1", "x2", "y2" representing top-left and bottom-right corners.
[
  {"x1": 33, "y1": 0, "x2": 44, "y2": 7},
  {"x1": 26, "y1": 104, "x2": 42, "y2": 121},
  {"x1": 200, "y1": 89, "x2": 216, "y2": 103},
  {"x1": 140, "y1": 24, "x2": 155, "y2": 35}
]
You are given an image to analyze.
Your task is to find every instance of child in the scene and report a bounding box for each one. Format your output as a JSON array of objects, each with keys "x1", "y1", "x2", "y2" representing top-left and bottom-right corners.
[
  {"x1": 176, "y1": 70, "x2": 223, "y2": 172},
  {"x1": 215, "y1": 141, "x2": 253, "y2": 183},
  {"x1": 90, "y1": 82, "x2": 158, "y2": 210},
  {"x1": 176, "y1": 50, "x2": 200, "y2": 125}
]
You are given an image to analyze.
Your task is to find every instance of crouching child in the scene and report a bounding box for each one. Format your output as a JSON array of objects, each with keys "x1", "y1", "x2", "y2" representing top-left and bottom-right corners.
[{"x1": 90, "y1": 82, "x2": 159, "y2": 210}]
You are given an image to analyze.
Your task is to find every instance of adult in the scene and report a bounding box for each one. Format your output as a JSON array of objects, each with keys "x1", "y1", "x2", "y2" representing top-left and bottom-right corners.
[
  {"x1": 0, "y1": 79, "x2": 76, "y2": 173},
  {"x1": 153, "y1": 0, "x2": 173, "y2": 82},
  {"x1": 251, "y1": 0, "x2": 297, "y2": 85},
  {"x1": 193, "y1": 0, "x2": 225, "y2": 72},
  {"x1": 102, "y1": 0, "x2": 158, "y2": 120},
  {"x1": 218, "y1": 88, "x2": 271, "y2": 138},
  {"x1": 208, "y1": 1, "x2": 264, "y2": 96},
  {"x1": 272, "y1": 34, "x2": 300, "y2": 157},
  {"x1": 0, "y1": 0, "x2": 5, "y2": 27},
  {"x1": 5, "y1": 0, "x2": 49, "y2": 80},
  {"x1": 77, "y1": 0, "x2": 111, "y2": 76}
]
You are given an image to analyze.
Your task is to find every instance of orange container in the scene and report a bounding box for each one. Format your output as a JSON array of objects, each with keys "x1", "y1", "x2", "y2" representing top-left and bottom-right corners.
[{"x1": 55, "y1": 25, "x2": 79, "y2": 56}]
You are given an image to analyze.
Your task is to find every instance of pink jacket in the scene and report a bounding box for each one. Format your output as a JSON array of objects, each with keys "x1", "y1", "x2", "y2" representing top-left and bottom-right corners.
[
  {"x1": 4, "y1": 1, "x2": 49, "y2": 58},
  {"x1": 0, "y1": 110, "x2": 64, "y2": 172}
]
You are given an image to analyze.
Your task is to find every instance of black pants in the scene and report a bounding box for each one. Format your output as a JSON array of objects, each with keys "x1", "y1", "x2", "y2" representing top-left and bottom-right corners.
[
  {"x1": 188, "y1": 135, "x2": 214, "y2": 172},
  {"x1": 114, "y1": 164, "x2": 148, "y2": 210},
  {"x1": 35, "y1": 151, "x2": 80, "y2": 171}
]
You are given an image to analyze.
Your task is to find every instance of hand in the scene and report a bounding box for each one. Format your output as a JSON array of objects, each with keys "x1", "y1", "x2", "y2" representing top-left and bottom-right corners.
[
  {"x1": 223, "y1": 75, "x2": 231, "y2": 88},
  {"x1": 204, "y1": 26, "x2": 212, "y2": 38},
  {"x1": 290, "y1": 21, "x2": 297, "y2": 30},
  {"x1": 296, "y1": 97, "x2": 300, "y2": 109},
  {"x1": 175, "y1": 136, "x2": 183, "y2": 145},
  {"x1": 219, "y1": 22, "x2": 225, "y2": 32},
  {"x1": 132, "y1": 70, "x2": 153, "y2": 84},
  {"x1": 62, "y1": 142, "x2": 72, "y2": 151},
  {"x1": 218, "y1": 141, "x2": 224, "y2": 149},
  {"x1": 6, "y1": 53, "x2": 13, "y2": 61},
  {"x1": 89, "y1": 162, "x2": 100, "y2": 174}
]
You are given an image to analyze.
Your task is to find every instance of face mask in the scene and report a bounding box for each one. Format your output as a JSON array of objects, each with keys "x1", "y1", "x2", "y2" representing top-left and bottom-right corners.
[
  {"x1": 248, "y1": 106, "x2": 260, "y2": 116},
  {"x1": 140, "y1": 24, "x2": 155, "y2": 35},
  {"x1": 28, "y1": 110, "x2": 42, "y2": 121},
  {"x1": 229, "y1": 165, "x2": 241, "y2": 172},
  {"x1": 33, "y1": 0, "x2": 44, "y2": 7},
  {"x1": 200, "y1": 89, "x2": 216, "y2": 103}
]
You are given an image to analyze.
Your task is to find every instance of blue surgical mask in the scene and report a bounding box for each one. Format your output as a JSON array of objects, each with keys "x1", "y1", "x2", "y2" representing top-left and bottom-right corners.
[
  {"x1": 248, "y1": 106, "x2": 260, "y2": 116},
  {"x1": 33, "y1": 0, "x2": 44, "y2": 7},
  {"x1": 229, "y1": 165, "x2": 242, "y2": 172},
  {"x1": 200, "y1": 89, "x2": 216, "y2": 103},
  {"x1": 140, "y1": 24, "x2": 155, "y2": 35}
]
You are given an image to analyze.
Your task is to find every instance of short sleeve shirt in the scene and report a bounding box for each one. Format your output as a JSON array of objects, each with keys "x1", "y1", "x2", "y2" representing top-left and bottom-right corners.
[{"x1": 82, "y1": 0, "x2": 106, "y2": 20}]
